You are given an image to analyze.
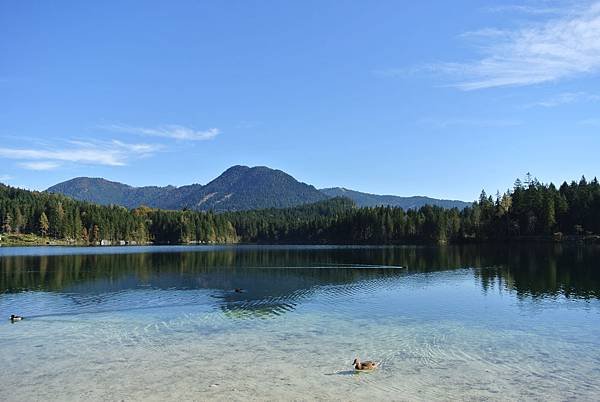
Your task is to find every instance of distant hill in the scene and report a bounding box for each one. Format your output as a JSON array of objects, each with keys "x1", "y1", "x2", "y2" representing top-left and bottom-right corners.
[
  {"x1": 46, "y1": 177, "x2": 176, "y2": 209},
  {"x1": 47, "y1": 165, "x2": 470, "y2": 212},
  {"x1": 47, "y1": 165, "x2": 328, "y2": 212},
  {"x1": 319, "y1": 187, "x2": 470, "y2": 210}
]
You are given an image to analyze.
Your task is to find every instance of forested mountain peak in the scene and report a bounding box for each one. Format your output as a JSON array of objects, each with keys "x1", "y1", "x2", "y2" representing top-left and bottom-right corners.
[
  {"x1": 47, "y1": 166, "x2": 470, "y2": 212},
  {"x1": 205, "y1": 165, "x2": 302, "y2": 189},
  {"x1": 48, "y1": 177, "x2": 142, "y2": 206},
  {"x1": 47, "y1": 165, "x2": 327, "y2": 212},
  {"x1": 53, "y1": 177, "x2": 133, "y2": 189},
  {"x1": 184, "y1": 165, "x2": 327, "y2": 211}
]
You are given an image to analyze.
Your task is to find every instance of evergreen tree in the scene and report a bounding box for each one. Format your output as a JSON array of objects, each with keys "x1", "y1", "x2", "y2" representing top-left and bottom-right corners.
[
  {"x1": 39, "y1": 212, "x2": 49, "y2": 237},
  {"x1": 91, "y1": 225, "x2": 100, "y2": 244},
  {"x1": 2, "y1": 212, "x2": 12, "y2": 233},
  {"x1": 13, "y1": 208, "x2": 25, "y2": 233}
]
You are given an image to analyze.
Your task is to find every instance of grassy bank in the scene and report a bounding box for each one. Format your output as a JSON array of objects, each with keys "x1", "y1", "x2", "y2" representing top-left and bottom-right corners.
[{"x1": 0, "y1": 233, "x2": 77, "y2": 247}]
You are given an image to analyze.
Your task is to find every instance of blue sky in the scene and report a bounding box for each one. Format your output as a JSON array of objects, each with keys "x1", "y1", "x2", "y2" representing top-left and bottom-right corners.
[{"x1": 1, "y1": 0, "x2": 599, "y2": 201}]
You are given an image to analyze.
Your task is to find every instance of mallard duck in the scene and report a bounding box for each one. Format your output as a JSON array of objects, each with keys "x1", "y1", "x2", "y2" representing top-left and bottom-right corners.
[
  {"x1": 10, "y1": 314, "x2": 23, "y2": 322},
  {"x1": 353, "y1": 358, "x2": 378, "y2": 371}
]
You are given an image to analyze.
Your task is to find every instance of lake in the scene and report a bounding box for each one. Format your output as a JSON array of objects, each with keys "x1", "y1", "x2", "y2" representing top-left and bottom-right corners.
[{"x1": 1, "y1": 245, "x2": 599, "y2": 401}]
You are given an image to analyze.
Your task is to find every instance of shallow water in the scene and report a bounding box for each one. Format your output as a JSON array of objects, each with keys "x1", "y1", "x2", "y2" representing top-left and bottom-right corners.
[{"x1": 1, "y1": 245, "x2": 599, "y2": 401}]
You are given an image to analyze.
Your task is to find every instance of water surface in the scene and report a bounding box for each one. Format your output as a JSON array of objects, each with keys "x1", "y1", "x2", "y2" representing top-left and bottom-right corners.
[{"x1": 1, "y1": 245, "x2": 599, "y2": 401}]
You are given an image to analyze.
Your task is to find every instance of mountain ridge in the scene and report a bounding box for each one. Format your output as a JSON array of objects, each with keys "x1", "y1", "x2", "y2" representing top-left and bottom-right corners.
[
  {"x1": 319, "y1": 187, "x2": 470, "y2": 210},
  {"x1": 47, "y1": 165, "x2": 470, "y2": 211},
  {"x1": 47, "y1": 165, "x2": 328, "y2": 212}
]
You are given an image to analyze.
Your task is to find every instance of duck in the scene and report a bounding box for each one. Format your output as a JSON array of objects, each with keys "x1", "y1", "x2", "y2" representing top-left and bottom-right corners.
[
  {"x1": 10, "y1": 314, "x2": 24, "y2": 322},
  {"x1": 353, "y1": 358, "x2": 378, "y2": 371},
  {"x1": 234, "y1": 288, "x2": 244, "y2": 293}
]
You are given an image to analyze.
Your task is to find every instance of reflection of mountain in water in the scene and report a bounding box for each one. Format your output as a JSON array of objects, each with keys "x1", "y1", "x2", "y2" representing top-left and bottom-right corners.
[
  {"x1": 210, "y1": 267, "x2": 405, "y2": 318},
  {"x1": 1, "y1": 246, "x2": 599, "y2": 318},
  {"x1": 0, "y1": 249, "x2": 410, "y2": 317}
]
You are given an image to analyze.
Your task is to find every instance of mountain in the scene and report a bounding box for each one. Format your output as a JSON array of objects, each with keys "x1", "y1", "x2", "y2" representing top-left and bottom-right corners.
[
  {"x1": 170, "y1": 165, "x2": 328, "y2": 211},
  {"x1": 47, "y1": 165, "x2": 328, "y2": 212},
  {"x1": 47, "y1": 165, "x2": 470, "y2": 212},
  {"x1": 45, "y1": 177, "x2": 178, "y2": 209},
  {"x1": 319, "y1": 187, "x2": 470, "y2": 210}
]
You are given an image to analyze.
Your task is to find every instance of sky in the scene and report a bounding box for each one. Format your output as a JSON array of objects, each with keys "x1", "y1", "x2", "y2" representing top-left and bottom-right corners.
[{"x1": 1, "y1": 0, "x2": 600, "y2": 201}]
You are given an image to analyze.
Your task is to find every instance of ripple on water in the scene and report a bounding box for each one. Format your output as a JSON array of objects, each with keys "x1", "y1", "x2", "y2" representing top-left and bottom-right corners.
[{"x1": 2, "y1": 260, "x2": 600, "y2": 401}]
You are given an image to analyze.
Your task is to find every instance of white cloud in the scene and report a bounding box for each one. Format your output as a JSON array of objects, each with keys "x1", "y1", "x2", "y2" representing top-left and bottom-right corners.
[
  {"x1": 0, "y1": 174, "x2": 12, "y2": 182},
  {"x1": 437, "y1": 2, "x2": 600, "y2": 90},
  {"x1": 103, "y1": 124, "x2": 220, "y2": 141},
  {"x1": 0, "y1": 140, "x2": 162, "y2": 168},
  {"x1": 0, "y1": 146, "x2": 123, "y2": 166},
  {"x1": 526, "y1": 91, "x2": 600, "y2": 107},
  {"x1": 18, "y1": 161, "x2": 61, "y2": 171}
]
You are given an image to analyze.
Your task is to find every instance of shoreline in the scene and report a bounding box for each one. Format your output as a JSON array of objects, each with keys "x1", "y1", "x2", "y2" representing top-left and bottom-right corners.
[{"x1": 2, "y1": 234, "x2": 599, "y2": 248}]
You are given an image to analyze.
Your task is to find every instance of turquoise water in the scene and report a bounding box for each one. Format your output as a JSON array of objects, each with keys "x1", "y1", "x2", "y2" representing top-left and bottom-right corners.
[{"x1": 1, "y1": 245, "x2": 599, "y2": 401}]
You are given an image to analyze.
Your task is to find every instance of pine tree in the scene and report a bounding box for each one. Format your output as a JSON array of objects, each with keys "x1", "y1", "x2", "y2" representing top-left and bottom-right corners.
[
  {"x1": 2, "y1": 213, "x2": 12, "y2": 233},
  {"x1": 73, "y1": 209, "x2": 83, "y2": 240},
  {"x1": 91, "y1": 225, "x2": 100, "y2": 244},
  {"x1": 525, "y1": 172, "x2": 533, "y2": 187},
  {"x1": 544, "y1": 197, "x2": 556, "y2": 234},
  {"x1": 14, "y1": 208, "x2": 24, "y2": 234},
  {"x1": 135, "y1": 221, "x2": 147, "y2": 243},
  {"x1": 514, "y1": 178, "x2": 523, "y2": 190},
  {"x1": 39, "y1": 212, "x2": 49, "y2": 237}
]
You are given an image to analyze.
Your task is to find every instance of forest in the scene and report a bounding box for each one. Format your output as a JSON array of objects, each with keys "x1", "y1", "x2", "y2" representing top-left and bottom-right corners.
[{"x1": 1, "y1": 174, "x2": 600, "y2": 245}]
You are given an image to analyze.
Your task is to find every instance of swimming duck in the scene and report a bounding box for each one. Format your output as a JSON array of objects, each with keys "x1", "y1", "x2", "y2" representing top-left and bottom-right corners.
[
  {"x1": 10, "y1": 314, "x2": 23, "y2": 322},
  {"x1": 234, "y1": 288, "x2": 244, "y2": 293},
  {"x1": 353, "y1": 358, "x2": 378, "y2": 371}
]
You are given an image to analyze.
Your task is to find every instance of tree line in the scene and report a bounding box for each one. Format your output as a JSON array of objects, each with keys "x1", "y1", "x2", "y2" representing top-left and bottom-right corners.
[
  {"x1": 0, "y1": 184, "x2": 236, "y2": 244},
  {"x1": 1, "y1": 174, "x2": 599, "y2": 245}
]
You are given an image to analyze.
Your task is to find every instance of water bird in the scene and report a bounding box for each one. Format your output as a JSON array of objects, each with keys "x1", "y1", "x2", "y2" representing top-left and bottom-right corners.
[
  {"x1": 10, "y1": 314, "x2": 24, "y2": 322},
  {"x1": 353, "y1": 358, "x2": 378, "y2": 371},
  {"x1": 234, "y1": 288, "x2": 244, "y2": 293}
]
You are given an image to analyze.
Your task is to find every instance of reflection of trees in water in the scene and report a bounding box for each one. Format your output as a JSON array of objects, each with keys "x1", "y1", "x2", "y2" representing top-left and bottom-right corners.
[
  {"x1": 0, "y1": 250, "x2": 405, "y2": 293},
  {"x1": 474, "y1": 245, "x2": 600, "y2": 299},
  {"x1": 1, "y1": 245, "x2": 599, "y2": 299}
]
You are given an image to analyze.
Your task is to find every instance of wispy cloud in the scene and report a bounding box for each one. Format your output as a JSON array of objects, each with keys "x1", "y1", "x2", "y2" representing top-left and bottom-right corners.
[
  {"x1": 0, "y1": 174, "x2": 12, "y2": 182},
  {"x1": 526, "y1": 91, "x2": 600, "y2": 107},
  {"x1": 0, "y1": 140, "x2": 162, "y2": 169},
  {"x1": 418, "y1": 118, "x2": 522, "y2": 129},
  {"x1": 18, "y1": 161, "x2": 61, "y2": 171},
  {"x1": 485, "y1": 4, "x2": 563, "y2": 16},
  {"x1": 459, "y1": 28, "x2": 509, "y2": 40},
  {"x1": 102, "y1": 124, "x2": 220, "y2": 141},
  {"x1": 433, "y1": 2, "x2": 600, "y2": 90}
]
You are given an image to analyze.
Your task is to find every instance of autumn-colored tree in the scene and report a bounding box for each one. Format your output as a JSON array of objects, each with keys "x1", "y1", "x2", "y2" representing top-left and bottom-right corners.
[{"x1": 39, "y1": 212, "x2": 49, "y2": 237}]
